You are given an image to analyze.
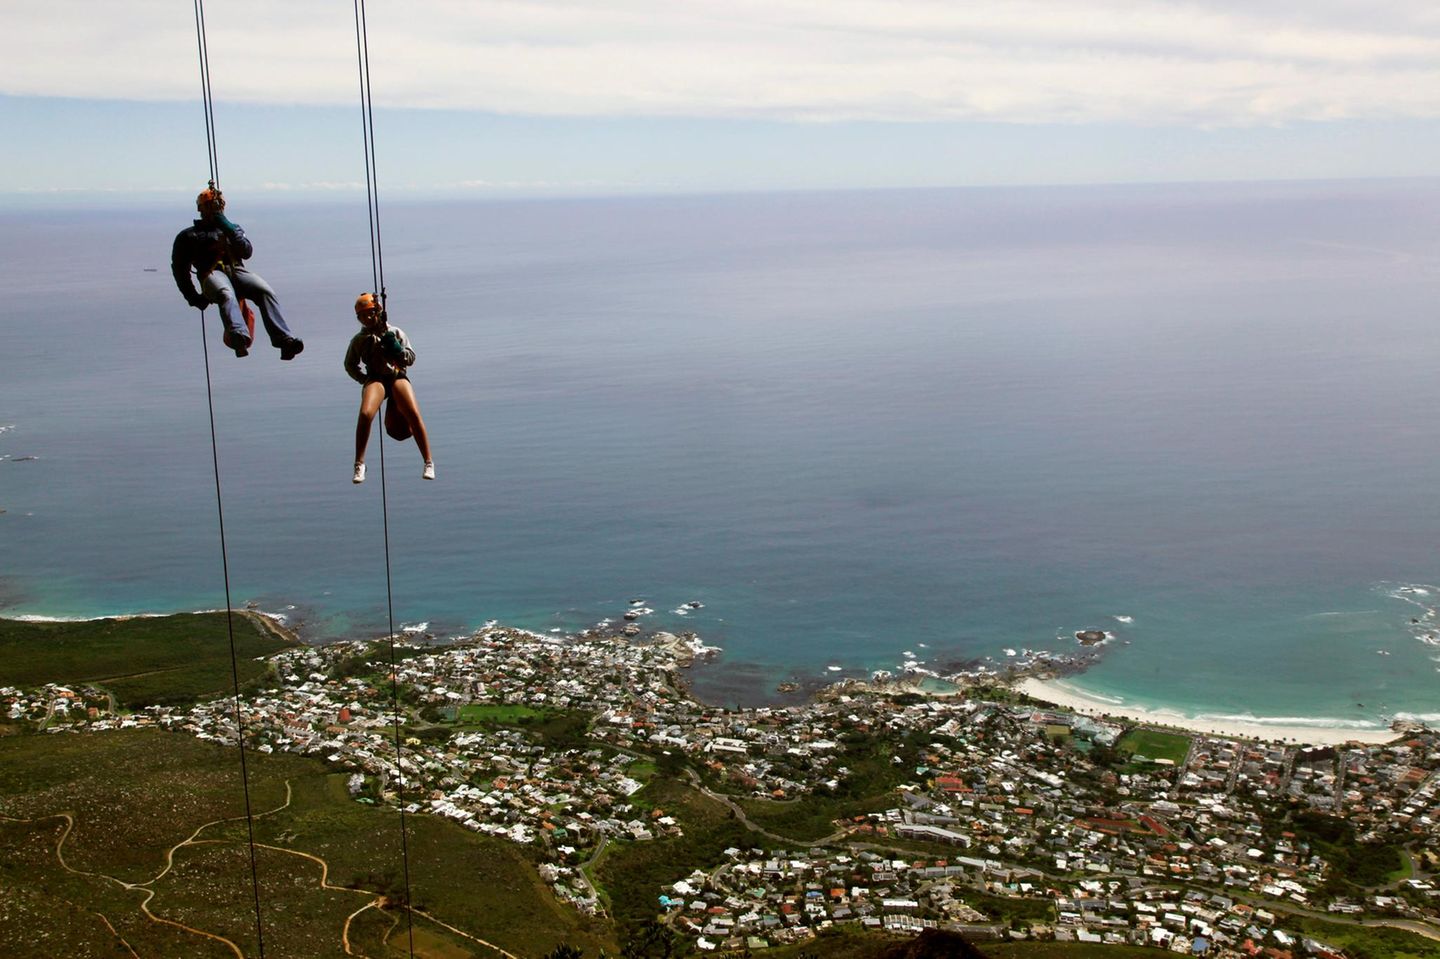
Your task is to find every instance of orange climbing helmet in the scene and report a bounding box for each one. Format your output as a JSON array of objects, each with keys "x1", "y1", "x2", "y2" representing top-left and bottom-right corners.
[
  {"x1": 355, "y1": 292, "x2": 384, "y2": 326},
  {"x1": 196, "y1": 188, "x2": 225, "y2": 214}
]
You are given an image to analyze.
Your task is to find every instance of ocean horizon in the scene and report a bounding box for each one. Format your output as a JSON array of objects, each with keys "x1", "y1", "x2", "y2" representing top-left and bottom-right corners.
[{"x1": 3, "y1": 179, "x2": 1439, "y2": 726}]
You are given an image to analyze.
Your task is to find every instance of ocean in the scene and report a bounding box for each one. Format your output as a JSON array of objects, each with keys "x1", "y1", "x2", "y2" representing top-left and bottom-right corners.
[{"x1": 2, "y1": 179, "x2": 1438, "y2": 725}]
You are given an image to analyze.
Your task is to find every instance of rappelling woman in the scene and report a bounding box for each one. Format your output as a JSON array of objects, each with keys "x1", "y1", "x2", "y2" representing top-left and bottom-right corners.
[{"x1": 344, "y1": 293, "x2": 434, "y2": 483}]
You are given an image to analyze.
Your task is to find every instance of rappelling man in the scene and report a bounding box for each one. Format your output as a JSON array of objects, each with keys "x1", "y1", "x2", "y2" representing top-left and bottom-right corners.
[{"x1": 171, "y1": 185, "x2": 303, "y2": 360}]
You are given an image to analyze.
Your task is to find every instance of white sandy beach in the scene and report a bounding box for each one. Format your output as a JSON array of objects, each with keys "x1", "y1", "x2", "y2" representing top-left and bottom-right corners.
[{"x1": 1015, "y1": 677, "x2": 1401, "y2": 747}]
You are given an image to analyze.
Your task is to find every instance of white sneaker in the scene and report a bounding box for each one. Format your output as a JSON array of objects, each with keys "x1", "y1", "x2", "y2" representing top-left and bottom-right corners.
[
  {"x1": 422, "y1": 461, "x2": 435, "y2": 481},
  {"x1": 353, "y1": 462, "x2": 366, "y2": 484}
]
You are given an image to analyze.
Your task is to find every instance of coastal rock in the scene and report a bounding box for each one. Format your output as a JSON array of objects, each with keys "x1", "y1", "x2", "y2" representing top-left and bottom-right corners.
[
  {"x1": 648, "y1": 630, "x2": 720, "y2": 667},
  {"x1": 1075, "y1": 630, "x2": 1108, "y2": 646}
]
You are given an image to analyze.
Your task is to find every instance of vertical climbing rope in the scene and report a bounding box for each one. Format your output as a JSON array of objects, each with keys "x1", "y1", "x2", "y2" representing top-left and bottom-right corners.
[
  {"x1": 353, "y1": 2, "x2": 417, "y2": 954},
  {"x1": 192, "y1": 3, "x2": 267, "y2": 953},
  {"x1": 198, "y1": 317, "x2": 268, "y2": 958},
  {"x1": 354, "y1": 0, "x2": 387, "y2": 304},
  {"x1": 192, "y1": 0, "x2": 220, "y2": 188}
]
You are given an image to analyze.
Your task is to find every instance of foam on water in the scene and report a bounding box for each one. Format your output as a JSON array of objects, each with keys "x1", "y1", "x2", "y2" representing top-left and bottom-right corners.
[
  {"x1": 1195, "y1": 712, "x2": 1386, "y2": 730},
  {"x1": 1051, "y1": 680, "x2": 1126, "y2": 706},
  {"x1": 11, "y1": 611, "x2": 169, "y2": 623}
]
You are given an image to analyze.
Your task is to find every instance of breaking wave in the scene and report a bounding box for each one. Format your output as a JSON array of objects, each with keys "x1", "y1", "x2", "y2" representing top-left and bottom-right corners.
[
  {"x1": 1393, "y1": 712, "x2": 1440, "y2": 723},
  {"x1": 1194, "y1": 712, "x2": 1385, "y2": 730}
]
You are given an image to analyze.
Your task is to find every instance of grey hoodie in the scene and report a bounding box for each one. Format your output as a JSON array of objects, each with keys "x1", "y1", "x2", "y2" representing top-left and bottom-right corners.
[{"x1": 344, "y1": 324, "x2": 416, "y2": 383}]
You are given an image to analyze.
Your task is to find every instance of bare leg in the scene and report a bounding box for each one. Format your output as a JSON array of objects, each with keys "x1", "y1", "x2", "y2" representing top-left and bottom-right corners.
[
  {"x1": 388, "y1": 379, "x2": 432, "y2": 463},
  {"x1": 354, "y1": 381, "x2": 387, "y2": 463}
]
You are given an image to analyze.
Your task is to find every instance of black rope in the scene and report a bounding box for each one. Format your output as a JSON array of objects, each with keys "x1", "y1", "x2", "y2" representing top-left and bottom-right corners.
[
  {"x1": 353, "y1": 0, "x2": 387, "y2": 303},
  {"x1": 198, "y1": 312, "x2": 267, "y2": 957},
  {"x1": 191, "y1": 6, "x2": 265, "y2": 952},
  {"x1": 377, "y1": 408, "x2": 416, "y2": 956},
  {"x1": 353, "y1": 2, "x2": 415, "y2": 953},
  {"x1": 192, "y1": 0, "x2": 219, "y2": 187}
]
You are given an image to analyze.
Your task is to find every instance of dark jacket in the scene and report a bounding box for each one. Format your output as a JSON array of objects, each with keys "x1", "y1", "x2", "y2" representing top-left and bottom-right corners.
[{"x1": 171, "y1": 218, "x2": 254, "y2": 306}]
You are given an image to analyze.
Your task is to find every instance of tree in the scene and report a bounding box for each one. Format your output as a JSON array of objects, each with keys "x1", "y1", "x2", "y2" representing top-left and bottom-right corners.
[
  {"x1": 1088, "y1": 744, "x2": 1120, "y2": 767},
  {"x1": 544, "y1": 946, "x2": 585, "y2": 959},
  {"x1": 620, "y1": 920, "x2": 686, "y2": 959}
]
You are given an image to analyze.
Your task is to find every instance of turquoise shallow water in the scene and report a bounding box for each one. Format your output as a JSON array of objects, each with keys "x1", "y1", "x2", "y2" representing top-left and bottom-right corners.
[{"x1": 2, "y1": 180, "x2": 1438, "y2": 723}]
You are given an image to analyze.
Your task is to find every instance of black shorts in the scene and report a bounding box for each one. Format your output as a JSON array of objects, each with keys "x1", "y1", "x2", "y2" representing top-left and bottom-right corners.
[{"x1": 365, "y1": 372, "x2": 408, "y2": 396}]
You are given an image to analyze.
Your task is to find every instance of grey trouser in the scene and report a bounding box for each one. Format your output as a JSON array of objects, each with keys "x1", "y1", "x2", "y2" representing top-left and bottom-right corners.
[{"x1": 201, "y1": 265, "x2": 295, "y2": 346}]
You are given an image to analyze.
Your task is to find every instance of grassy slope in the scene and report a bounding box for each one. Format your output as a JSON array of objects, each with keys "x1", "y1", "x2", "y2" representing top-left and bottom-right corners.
[
  {"x1": 733, "y1": 731, "x2": 921, "y2": 843},
  {"x1": 594, "y1": 776, "x2": 771, "y2": 929},
  {"x1": 1287, "y1": 915, "x2": 1440, "y2": 959},
  {"x1": 0, "y1": 612, "x2": 294, "y2": 708},
  {"x1": 965, "y1": 891, "x2": 1056, "y2": 925},
  {"x1": 0, "y1": 816, "x2": 226, "y2": 959},
  {"x1": 0, "y1": 729, "x2": 615, "y2": 958}
]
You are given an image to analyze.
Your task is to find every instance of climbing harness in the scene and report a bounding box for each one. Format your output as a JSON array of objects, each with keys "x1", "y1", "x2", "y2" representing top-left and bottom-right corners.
[
  {"x1": 191, "y1": 0, "x2": 267, "y2": 953},
  {"x1": 354, "y1": 1, "x2": 418, "y2": 954}
]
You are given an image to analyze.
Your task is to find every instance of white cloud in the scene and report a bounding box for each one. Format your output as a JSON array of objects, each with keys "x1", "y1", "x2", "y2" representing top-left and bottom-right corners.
[
  {"x1": 4, "y1": 0, "x2": 1440, "y2": 125},
  {"x1": 257, "y1": 181, "x2": 365, "y2": 192}
]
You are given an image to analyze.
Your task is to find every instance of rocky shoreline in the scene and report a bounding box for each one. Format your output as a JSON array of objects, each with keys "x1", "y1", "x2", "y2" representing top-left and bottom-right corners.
[{"x1": 7, "y1": 605, "x2": 1429, "y2": 748}]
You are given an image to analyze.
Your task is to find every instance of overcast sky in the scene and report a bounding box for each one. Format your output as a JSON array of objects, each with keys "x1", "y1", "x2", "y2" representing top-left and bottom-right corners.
[{"x1": 5, "y1": 0, "x2": 1440, "y2": 203}]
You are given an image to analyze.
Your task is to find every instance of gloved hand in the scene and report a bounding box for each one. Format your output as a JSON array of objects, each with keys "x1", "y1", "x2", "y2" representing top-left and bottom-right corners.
[
  {"x1": 215, "y1": 213, "x2": 240, "y2": 234},
  {"x1": 189, "y1": 294, "x2": 209, "y2": 310},
  {"x1": 379, "y1": 329, "x2": 405, "y2": 360}
]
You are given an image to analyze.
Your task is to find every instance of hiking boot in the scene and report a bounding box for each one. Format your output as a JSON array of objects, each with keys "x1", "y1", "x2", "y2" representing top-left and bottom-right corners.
[
  {"x1": 422, "y1": 461, "x2": 435, "y2": 481},
  {"x1": 353, "y1": 462, "x2": 367, "y2": 484},
  {"x1": 280, "y1": 337, "x2": 304, "y2": 361},
  {"x1": 223, "y1": 329, "x2": 251, "y2": 357}
]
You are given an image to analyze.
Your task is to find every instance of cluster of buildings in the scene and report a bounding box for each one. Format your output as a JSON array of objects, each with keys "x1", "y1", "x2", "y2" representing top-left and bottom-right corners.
[
  {"x1": 3, "y1": 683, "x2": 112, "y2": 726},
  {"x1": 870, "y1": 700, "x2": 1439, "y2": 953},
  {"x1": 658, "y1": 844, "x2": 1352, "y2": 955},
  {"x1": 637, "y1": 688, "x2": 1438, "y2": 955},
  {"x1": 7, "y1": 626, "x2": 1438, "y2": 956},
  {"x1": 663, "y1": 846, "x2": 1022, "y2": 951}
]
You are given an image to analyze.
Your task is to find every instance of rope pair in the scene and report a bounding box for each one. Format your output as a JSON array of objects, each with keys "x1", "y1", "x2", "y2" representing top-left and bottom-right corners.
[{"x1": 192, "y1": 2, "x2": 415, "y2": 954}]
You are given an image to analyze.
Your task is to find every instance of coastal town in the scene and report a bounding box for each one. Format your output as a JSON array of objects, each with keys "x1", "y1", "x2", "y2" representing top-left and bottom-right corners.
[{"x1": 3, "y1": 619, "x2": 1437, "y2": 958}]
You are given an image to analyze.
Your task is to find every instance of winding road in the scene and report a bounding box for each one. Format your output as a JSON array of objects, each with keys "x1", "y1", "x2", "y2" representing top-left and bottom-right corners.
[{"x1": 2, "y1": 780, "x2": 524, "y2": 958}]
